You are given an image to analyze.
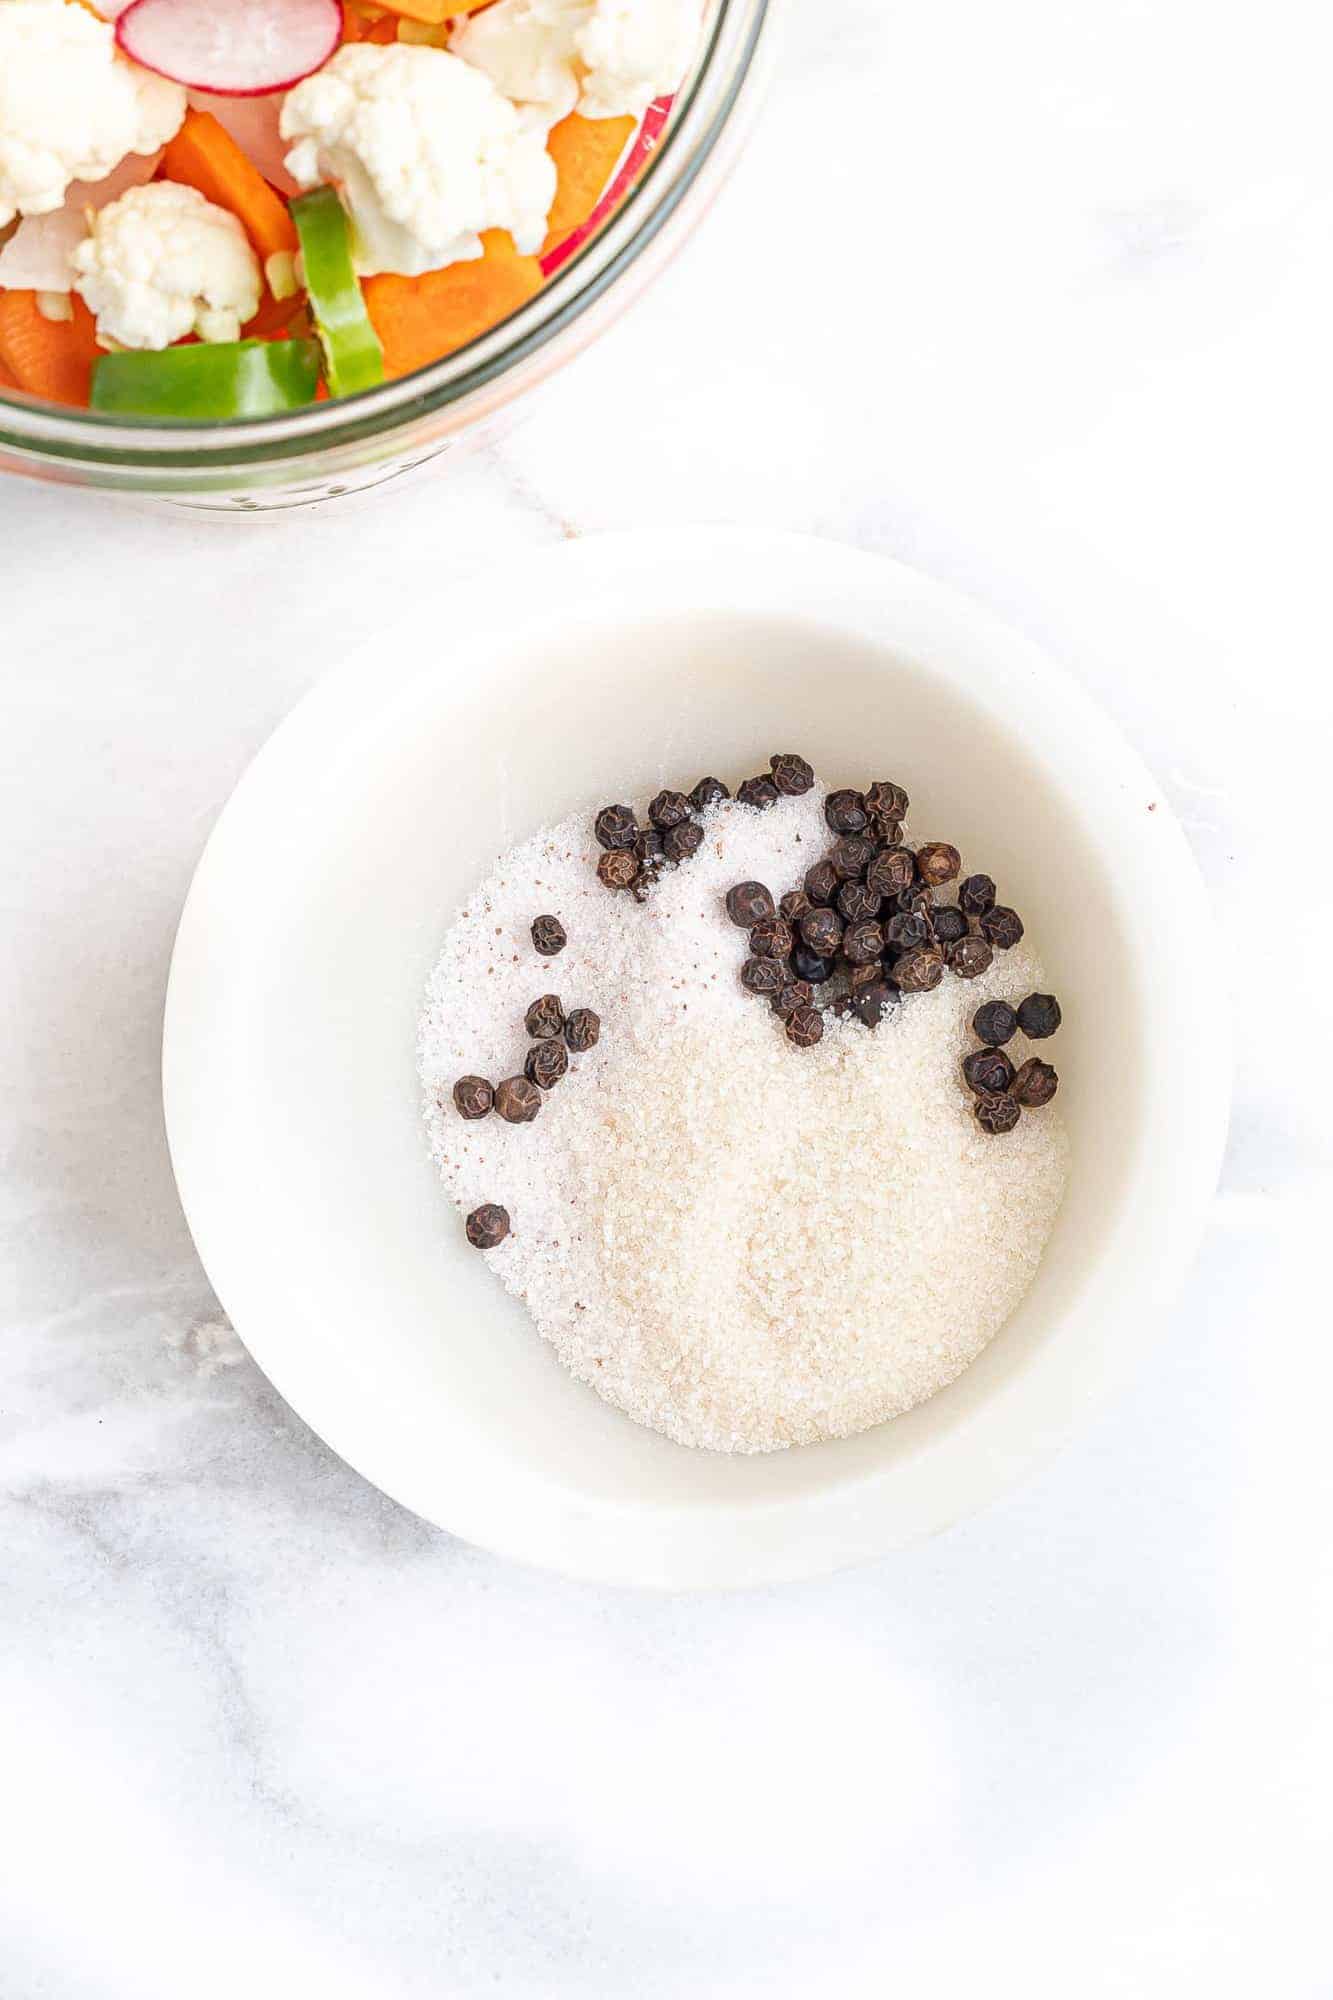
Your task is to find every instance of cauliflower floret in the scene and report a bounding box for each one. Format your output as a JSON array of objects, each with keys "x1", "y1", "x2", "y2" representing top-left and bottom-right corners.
[
  {"x1": 281, "y1": 44, "x2": 557, "y2": 279},
  {"x1": 576, "y1": 0, "x2": 699, "y2": 120},
  {"x1": 0, "y1": 0, "x2": 185, "y2": 229},
  {"x1": 447, "y1": 0, "x2": 584, "y2": 126},
  {"x1": 70, "y1": 181, "x2": 261, "y2": 350},
  {"x1": 0, "y1": 150, "x2": 162, "y2": 295},
  {"x1": 451, "y1": 0, "x2": 698, "y2": 125}
]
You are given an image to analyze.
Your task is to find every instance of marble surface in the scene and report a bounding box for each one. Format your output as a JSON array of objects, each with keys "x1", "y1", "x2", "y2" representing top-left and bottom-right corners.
[{"x1": 3, "y1": 1, "x2": 1332, "y2": 1992}]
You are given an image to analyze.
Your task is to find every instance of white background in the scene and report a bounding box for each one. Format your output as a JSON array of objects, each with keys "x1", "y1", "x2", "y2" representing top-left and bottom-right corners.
[{"x1": 3, "y1": 1, "x2": 1332, "y2": 1993}]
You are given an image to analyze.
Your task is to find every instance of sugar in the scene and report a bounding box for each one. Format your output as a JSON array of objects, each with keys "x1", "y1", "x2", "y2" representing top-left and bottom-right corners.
[{"x1": 419, "y1": 791, "x2": 1069, "y2": 1454}]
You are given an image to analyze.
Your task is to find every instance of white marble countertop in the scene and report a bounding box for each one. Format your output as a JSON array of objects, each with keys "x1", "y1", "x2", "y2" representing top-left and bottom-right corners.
[{"x1": 3, "y1": 2, "x2": 1331, "y2": 1992}]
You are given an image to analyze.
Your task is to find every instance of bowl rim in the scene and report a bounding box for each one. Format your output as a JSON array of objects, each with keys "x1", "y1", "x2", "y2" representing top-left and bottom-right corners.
[
  {"x1": 162, "y1": 529, "x2": 1231, "y2": 1588},
  {"x1": 0, "y1": 0, "x2": 770, "y2": 474}
]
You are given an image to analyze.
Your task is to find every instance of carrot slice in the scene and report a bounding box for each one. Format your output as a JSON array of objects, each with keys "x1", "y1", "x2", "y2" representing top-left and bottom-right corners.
[
  {"x1": 373, "y1": 0, "x2": 449, "y2": 20},
  {"x1": 160, "y1": 108, "x2": 298, "y2": 264},
  {"x1": 0, "y1": 354, "x2": 20, "y2": 393},
  {"x1": 542, "y1": 113, "x2": 635, "y2": 257},
  {"x1": 362, "y1": 230, "x2": 544, "y2": 379},
  {"x1": 0, "y1": 292, "x2": 100, "y2": 406},
  {"x1": 340, "y1": 6, "x2": 397, "y2": 39}
]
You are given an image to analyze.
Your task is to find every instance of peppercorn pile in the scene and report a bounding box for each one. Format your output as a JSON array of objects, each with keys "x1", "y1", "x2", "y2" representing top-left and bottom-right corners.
[
  {"x1": 420, "y1": 785, "x2": 1069, "y2": 1452},
  {"x1": 592, "y1": 754, "x2": 814, "y2": 900},
  {"x1": 721, "y1": 768, "x2": 1060, "y2": 1136}
]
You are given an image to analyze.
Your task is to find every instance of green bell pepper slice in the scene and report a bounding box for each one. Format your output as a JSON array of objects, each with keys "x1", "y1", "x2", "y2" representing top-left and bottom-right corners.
[
  {"x1": 291, "y1": 186, "x2": 385, "y2": 398},
  {"x1": 90, "y1": 339, "x2": 321, "y2": 419}
]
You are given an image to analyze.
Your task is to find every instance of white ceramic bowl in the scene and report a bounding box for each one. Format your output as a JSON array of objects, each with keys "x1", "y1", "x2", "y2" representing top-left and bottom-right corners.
[{"x1": 163, "y1": 530, "x2": 1229, "y2": 1588}]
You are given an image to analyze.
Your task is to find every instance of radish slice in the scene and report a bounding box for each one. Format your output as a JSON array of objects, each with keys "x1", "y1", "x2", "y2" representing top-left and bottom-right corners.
[
  {"x1": 188, "y1": 90, "x2": 299, "y2": 193},
  {"x1": 117, "y1": 0, "x2": 342, "y2": 97},
  {"x1": 540, "y1": 96, "x2": 673, "y2": 279}
]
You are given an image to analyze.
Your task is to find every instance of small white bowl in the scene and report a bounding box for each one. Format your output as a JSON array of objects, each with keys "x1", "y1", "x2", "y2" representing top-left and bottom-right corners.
[{"x1": 163, "y1": 531, "x2": 1228, "y2": 1588}]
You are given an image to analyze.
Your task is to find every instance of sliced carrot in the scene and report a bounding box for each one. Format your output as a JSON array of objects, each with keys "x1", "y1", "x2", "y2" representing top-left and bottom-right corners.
[
  {"x1": 160, "y1": 109, "x2": 298, "y2": 264},
  {"x1": 341, "y1": 6, "x2": 397, "y2": 39},
  {"x1": 373, "y1": 0, "x2": 449, "y2": 21},
  {"x1": 0, "y1": 353, "x2": 20, "y2": 394},
  {"x1": 542, "y1": 113, "x2": 635, "y2": 257},
  {"x1": 363, "y1": 230, "x2": 544, "y2": 379},
  {"x1": 244, "y1": 288, "x2": 303, "y2": 340},
  {"x1": 0, "y1": 292, "x2": 100, "y2": 407}
]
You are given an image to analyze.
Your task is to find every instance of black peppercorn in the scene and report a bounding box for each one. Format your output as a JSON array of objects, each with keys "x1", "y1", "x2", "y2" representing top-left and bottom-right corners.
[
  {"x1": 841, "y1": 918, "x2": 885, "y2": 965},
  {"x1": 1017, "y1": 992, "x2": 1061, "y2": 1038},
  {"x1": 664, "y1": 820, "x2": 703, "y2": 863},
  {"x1": 452, "y1": 1075, "x2": 493, "y2": 1120},
  {"x1": 594, "y1": 803, "x2": 638, "y2": 851},
  {"x1": 737, "y1": 775, "x2": 779, "y2": 811},
  {"x1": 893, "y1": 946, "x2": 945, "y2": 992},
  {"x1": 885, "y1": 909, "x2": 935, "y2": 952},
  {"x1": 791, "y1": 943, "x2": 835, "y2": 984},
  {"x1": 530, "y1": 914, "x2": 566, "y2": 957},
  {"x1": 824, "y1": 788, "x2": 868, "y2": 834},
  {"x1": 742, "y1": 954, "x2": 786, "y2": 996},
  {"x1": 524, "y1": 1038, "x2": 568, "y2": 1089},
  {"x1": 915, "y1": 841, "x2": 961, "y2": 887},
  {"x1": 597, "y1": 849, "x2": 639, "y2": 891},
  {"x1": 786, "y1": 1004, "x2": 824, "y2": 1048},
  {"x1": 945, "y1": 934, "x2": 993, "y2": 979},
  {"x1": 963, "y1": 1046, "x2": 1016, "y2": 1096},
  {"x1": 867, "y1": 846, "x2": 916, "y2": 899},
  {"x1": 1011, "y1": 1057, "x2": 1059, "y2": 1107},
  {"x1": 837, "y1": 879, "x2": 880, "y2": 923},
  {"x1": 725, "y1": 880, "x2": 774, "y2": 927},
  {"x1": 863, "y1": 779, "x2": 909, "y2": 822},
  {"x1": 564, "y1": 1007, "x2": 600, "y2": 1053},
  {"x1": 466, "y1": 1203, "x2": 510, "y2": 1249},
  {"x1": 648, "y1": 788, "x2": 692, "y2": 830},
  {"x1": 975, "y1": 1092, "x2": 1021, "y2": 1135},
  {"x1": 854, "y1": 980, "x2": 898, "y2": 1028},
  {"x1": 780, "y1": 889, "x2": 813, "y2": 924},
  {"x1": 690, "y1": 776, "x2": 730, "y2": 811},
  {"x1": 771, "y1": 978, "x2": 815, "y2": 1018},
  {"x1": 634, "y1": 826, "x2": 665, "y2": 867},
  {"x1": 958, "y1": 873, "x2": 997, "y2": 917},
  {"x1": 524, "y1": 993, "x2": 565, "y2": 1039},
  {"x1": 799, "y1": 906, "x2": 843, "y2": 957},
  {"x1": 804, "y1": 858, "x2": 840, "y2": 906},
  {"x1": 494, "y1": 1076, "x2": 541, "y2": 1124},
  {"x1": 973, "y1": 1000, "x2": 1018, "y2": 1046},
  {"x1": 981, "y1": 904, "x2": 1024, "y2": 950},
  {"x1": 750, "y1": 915, "x2": 794, "y2": 959},
  {"x1": 769, "y1": 752, "x2": 815, "y2": 796},
  {"x1": 830, "y1": 834, "x2": 876, "y2": 881},
  {"x1": 932, "y1": 906, "x2": 968, "y2": 945},
  {"x1": 848, "y1": 960, "x2": 884, "y2": 994}
]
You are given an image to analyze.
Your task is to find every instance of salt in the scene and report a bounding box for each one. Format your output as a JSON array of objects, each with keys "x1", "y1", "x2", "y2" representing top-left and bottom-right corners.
[{"x1": 419, "y1": 791, "x2": 1069, "y2": 1454}]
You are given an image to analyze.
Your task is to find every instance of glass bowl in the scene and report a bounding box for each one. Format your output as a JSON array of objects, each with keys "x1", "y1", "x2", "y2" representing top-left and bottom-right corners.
[{"x1": 0, "y1": 0, "x2": 772, "y2": 511}]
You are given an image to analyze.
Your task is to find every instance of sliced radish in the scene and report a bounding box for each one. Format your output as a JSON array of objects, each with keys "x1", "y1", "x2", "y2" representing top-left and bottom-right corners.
[
  {"x1": 540, "y1": 96, "x2": 674, "y2": 279},
  {"x1": 188, "y1": 90, "x2": 300, "y2": 193},
  {"x1": 117, "y1": 0, "x2": 342, "y2": 97},
  {"x1": 0, "y1": 151, "x2": 162, "y2": 294}
]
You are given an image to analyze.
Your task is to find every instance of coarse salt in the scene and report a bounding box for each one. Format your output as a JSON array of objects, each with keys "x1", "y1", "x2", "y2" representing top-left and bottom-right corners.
[{"x1": 419, "y1": 789, "x2": 1069, "y2": 1453}]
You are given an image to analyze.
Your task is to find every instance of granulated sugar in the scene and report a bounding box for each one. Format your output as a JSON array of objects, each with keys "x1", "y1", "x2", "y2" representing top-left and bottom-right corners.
[{"x1": 419, "y1": 791, "x2": 1069, "y2": 1453}]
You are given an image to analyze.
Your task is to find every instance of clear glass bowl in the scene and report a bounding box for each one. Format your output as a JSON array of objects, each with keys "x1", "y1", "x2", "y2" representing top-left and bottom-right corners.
[{"x1": 0, "y1": 0, "x2": 771, "y2": 510}]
